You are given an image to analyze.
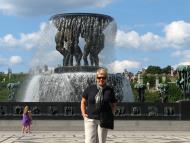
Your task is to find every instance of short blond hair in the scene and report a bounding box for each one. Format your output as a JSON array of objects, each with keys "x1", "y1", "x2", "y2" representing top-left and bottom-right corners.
[{"x1": 96, "y1": 67, "x2": 108, "y2": 77}]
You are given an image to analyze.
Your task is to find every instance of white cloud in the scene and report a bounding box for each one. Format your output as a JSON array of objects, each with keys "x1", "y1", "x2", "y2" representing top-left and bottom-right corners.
[
  {"x1": 0, "y1": 2, "x2": 14, "y2": 15},
  {"x1": 141, "y1": 32, "x2": 164, "y2": 49},
  {"x1": 115, "y1": 30, "x2": 141, "y2": 49},
  {"x1": 0, "y1": 0, "x2": 114, "y2": 16},
  {"x1": 0, "y1": 21, "x2": 56, "y2": 50},
  {"x1": 115, "y1": 30, "x2": 165, "y2": 50},
  {"x1": 115, "y1": 21, "x2": 190, "y2": 50},
  {"x1": 27, "y1": 22, "x2": 61, "y2": 68},
  {"x1": 171, "y1": 50, "x2": 190, "y2": 70},
  {"x1": 108, "y1": 60, "x2": 140, "y2": 73},
  {"x1": 164, "y1": 21, "x2": 190, "y2": 47},
  {"x1": 0, "y1": 21, "x2": 61, "y2": 70},
  {"x1": 30, "y1": 50, "x2": 62, "y2": 68},
  {"x1": 0, "y1": 34, "x2": 18, "y2": 47},
  {"x1": 9, "y1": 56, "x2": 22, "y2": 65}
]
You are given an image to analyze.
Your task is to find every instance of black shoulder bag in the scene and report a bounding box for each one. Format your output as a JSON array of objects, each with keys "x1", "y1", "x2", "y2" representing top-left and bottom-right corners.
[{"x1": 99, "y1": 103, "x2": 114, "y2": 129}]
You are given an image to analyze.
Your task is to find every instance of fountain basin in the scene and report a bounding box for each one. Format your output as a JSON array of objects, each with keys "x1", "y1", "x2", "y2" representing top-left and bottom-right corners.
[{"x1": 24, "y1": 72, "x2": 134, "y2": 102}]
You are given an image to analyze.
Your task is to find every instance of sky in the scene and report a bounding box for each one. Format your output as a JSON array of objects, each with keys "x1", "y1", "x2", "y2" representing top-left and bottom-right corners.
[{"x1": 0, "y1": 0, "x2": 190, "y2": 74}]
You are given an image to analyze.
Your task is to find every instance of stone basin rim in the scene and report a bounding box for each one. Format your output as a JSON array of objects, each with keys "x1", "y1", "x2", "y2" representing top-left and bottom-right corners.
[{"x1": 50, "y1": 12, "x2": 114, "y2": 21}]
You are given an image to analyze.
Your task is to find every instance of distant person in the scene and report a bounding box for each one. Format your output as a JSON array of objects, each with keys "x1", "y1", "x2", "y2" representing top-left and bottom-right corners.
[
  {"x1": 81, "y1": 67, "x2": 117, "y2": 143},
  {"x1": 21, "y1": 105, "x2": 32, "y2": 134}
]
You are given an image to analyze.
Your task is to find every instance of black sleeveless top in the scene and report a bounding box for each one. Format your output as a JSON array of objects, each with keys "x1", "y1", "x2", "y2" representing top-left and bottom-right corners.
[{"x1": 82, "y1": 84, "x2": 117, "y2": 119}]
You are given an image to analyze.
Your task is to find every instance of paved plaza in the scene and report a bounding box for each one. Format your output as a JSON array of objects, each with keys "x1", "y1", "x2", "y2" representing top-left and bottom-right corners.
[
  {"x1": 1, "y1": 120, "x2": 190, "y2": 142},
  {"x1": 1, "y1": 131, "x2": 190, "y2": 143}
]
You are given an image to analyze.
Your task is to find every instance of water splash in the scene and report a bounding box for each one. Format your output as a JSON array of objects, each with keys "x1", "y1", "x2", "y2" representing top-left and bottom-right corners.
[
  {"x1": 23, "y1": 73, "x2": 134, "y2": 102},
  {"x1": 23, "y1": 75, "x2": 41, "y2": 102}
]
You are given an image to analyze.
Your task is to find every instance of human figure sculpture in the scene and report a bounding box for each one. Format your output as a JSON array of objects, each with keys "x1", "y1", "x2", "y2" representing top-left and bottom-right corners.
[
  {"x1": 59, "y1": 27, "x2": 74, "y2": 66},
  {"x1": 82, "y1": 32, "x2": 104, "y2": 66},
  {"x1": 176, "y1": 65, "x2": 190, "y2": 99},
  {"x1": 64, "y1": 35, "x2": 74, "y2": 66},
  {"x1": 158, "y1": 84, "x2": 169, "y2": 103},
  {"x1": 134, "y1": 83, "x2": 146, "y2": 102},
  {"x1": 83, "y1": 36, "x2": 92, "y2": 66},
  {"x1": 55, "y1": 27, "x2": 68, "y2": 65},
  {"x1": 73, "y1": 41, "x2": 82, "y2": 66},
  {"x1": 7, "y1": 82, "x2": 20, "y2": 101},
  {"x1": 52, "y1": 13, "x2": 114, "y2": 67},
  {"x1": 89, "y1": 33, "x2": 104, "y2": 66}
]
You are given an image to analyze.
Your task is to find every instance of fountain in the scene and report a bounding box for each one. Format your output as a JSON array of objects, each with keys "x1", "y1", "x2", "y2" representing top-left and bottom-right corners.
[
  {"x1": 1, "y1": 13, "x2": 188, "y2": 121},
  {"x1": 23, "y1": 13, "x2": 134, "y2": 102}
]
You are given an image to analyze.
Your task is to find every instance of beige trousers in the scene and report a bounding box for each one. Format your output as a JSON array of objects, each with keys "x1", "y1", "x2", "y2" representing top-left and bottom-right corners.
[{"x1": 84, "y1": 117, "x2": 108, "y2": 143}]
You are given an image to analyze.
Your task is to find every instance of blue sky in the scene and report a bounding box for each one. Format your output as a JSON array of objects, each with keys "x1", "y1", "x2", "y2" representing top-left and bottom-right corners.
[{"x1": 0, "y1": 0, "x2": 190, "y2": 73}]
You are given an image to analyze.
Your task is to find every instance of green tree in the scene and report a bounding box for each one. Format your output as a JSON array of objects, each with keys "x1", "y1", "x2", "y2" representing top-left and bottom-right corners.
[
  {"x1": 143, "y1": 75, "x2": 155, "y2": 88},
  {"x1": 146, "y1": 66, "x2": 162, "y2": 74},
  {"x1": 167, "y1": 83, "x2": 182, "y2": 102},
  {"x1": 0, "y1": 73, "x2": 29, "y2": 101},
  {"x1": 162, "y1": 65, "x2": 171, "y2": 74}
]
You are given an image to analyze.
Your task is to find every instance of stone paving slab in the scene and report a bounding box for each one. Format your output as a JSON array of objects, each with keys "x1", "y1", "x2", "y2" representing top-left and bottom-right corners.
[
  {"x1": 0, "y1": 131, "x2": 190, "y2": 143},
  {"x1": 2, "y1": 120, "x2": 190, "y2": 131}
]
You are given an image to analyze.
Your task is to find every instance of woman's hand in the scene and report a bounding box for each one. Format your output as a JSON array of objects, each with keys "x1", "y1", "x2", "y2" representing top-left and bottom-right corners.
[
  {"x1": 82, "y1": 113, "x2": 88, "y2": 118},
  {"x1": 81, "y1": 97, "x2": 88, "y2": 119},
  {"x1": 111, "y1": 103, "x2": 117, "y2": 115}
]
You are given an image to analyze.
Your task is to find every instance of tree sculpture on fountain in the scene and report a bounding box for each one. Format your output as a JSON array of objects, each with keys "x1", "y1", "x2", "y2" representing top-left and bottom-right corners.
[
  {"x1": 51, "y1": 13, "x2": 112, "y2": 69},
  {"x1": 23, "y1": 13, "x2": 134, "y2": 102},
  {"x1": 55, "y1": 25, "x2": 67, "y2": 64},
  {"x1": 23, "y1": 13, "x2": 134, "y2": 103}
]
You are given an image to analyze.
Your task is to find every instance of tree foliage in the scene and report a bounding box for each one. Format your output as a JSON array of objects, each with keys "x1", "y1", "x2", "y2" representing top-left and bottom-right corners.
[
  {"x1": 162, "y1": 65, "x2": 171, "y2": 74},
  {"x1": 145, "y1": 65, "x2": 171, "y2": 74},
  {"x1": 0, "y1": 73, "x2": 29, "y2": 101},
  {"x1": 146, "y1": 66, "x2": 162, "y2": 74}
]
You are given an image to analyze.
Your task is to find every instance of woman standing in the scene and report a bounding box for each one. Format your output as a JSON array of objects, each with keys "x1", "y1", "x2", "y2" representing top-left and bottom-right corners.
[{"x1": 81, "y1": 67, "x2": 117, "y2": 143}]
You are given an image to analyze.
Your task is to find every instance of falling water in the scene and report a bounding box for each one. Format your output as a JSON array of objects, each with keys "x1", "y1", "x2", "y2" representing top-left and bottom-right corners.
[
  {"x1": 23, "y1": 73, "x2": 133, "y2": 102},
  {"x1": 23, "y1": 13, "x2": 134, "y2": 102},
  {"x1": 23, "y1": 75, "x2": 41, "y2": 102}
]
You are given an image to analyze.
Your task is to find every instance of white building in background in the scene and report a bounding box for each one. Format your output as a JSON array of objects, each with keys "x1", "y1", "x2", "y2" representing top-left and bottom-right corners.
[
  {"x1": 171, "y1": 67, "x2": 174, "y2": 77},
  {"x1": 29, "y1": 65, "x2": 54, "y2": 75},
  {"x1": 146, "y1": 82, "x2": 150, "y2": 90},
  {"x1": 155, "y1": 75, "x2": 159, "y2": 90}
]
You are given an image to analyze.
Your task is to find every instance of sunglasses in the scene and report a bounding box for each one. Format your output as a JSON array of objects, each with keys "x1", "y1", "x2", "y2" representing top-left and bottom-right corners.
[{"x1": 97, "y1": 76, "x2": 106, "y2": 80}]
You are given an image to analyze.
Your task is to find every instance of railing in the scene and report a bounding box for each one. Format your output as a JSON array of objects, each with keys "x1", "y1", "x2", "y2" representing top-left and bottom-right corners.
[{"x1": 0, "y1": 101, "x2": 190, "y2": 120}]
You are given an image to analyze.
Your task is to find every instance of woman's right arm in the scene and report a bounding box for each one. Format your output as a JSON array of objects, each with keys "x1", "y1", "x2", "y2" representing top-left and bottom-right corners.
[{"x1": 81, "y1": 97, "x2": 88, "y2": 118}]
